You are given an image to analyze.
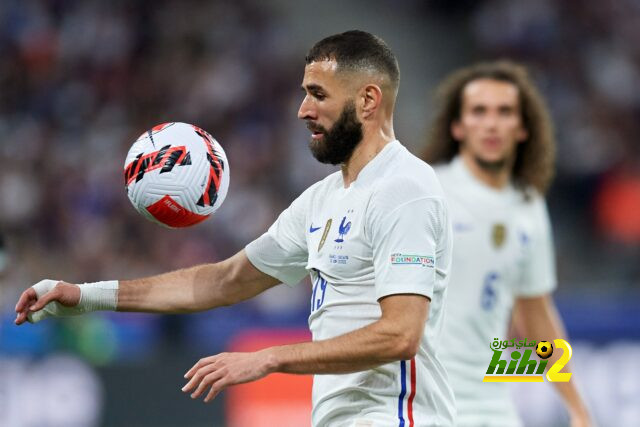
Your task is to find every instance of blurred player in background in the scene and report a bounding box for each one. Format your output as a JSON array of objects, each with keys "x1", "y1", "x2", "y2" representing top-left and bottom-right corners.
[
  {"x1": 423, "y1": 61, "x2": 591, "y2": 426},
  {"x1": 15, "y1": 31, "x2": 456, "y2": 426}
]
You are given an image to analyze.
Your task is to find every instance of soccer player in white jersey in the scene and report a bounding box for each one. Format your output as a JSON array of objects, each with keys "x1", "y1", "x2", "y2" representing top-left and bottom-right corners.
[
  {"x1": 423, "y1": 61, "x2": 591, "y2": 426},
  {"x1": 15, "y1": 31, "x2": 455, "y2": 426}
]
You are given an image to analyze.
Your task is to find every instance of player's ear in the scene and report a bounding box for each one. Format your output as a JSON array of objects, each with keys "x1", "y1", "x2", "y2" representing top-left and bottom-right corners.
[
  {"x1": 516, "y1": 126, "x2": 529, "y2": 143},
  {"x1": 451, "y1": 120, "x2": 465, "y2": 141},
  {"x1": 361, "y1": 84, "x2": 383, "y2": 119}
]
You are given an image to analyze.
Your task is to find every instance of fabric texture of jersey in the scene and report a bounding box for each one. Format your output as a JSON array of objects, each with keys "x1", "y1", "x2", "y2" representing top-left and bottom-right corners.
[
  {"x1": 246, "y1": 141, "x2": 455, "y2": 426},
  {"x1": 434, "y1": 156, "x2": 557, "y2": 427}
]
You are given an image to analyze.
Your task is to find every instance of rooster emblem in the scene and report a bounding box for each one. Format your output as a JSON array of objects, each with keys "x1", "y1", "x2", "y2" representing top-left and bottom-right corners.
[{"x1": 334, "y1": 216, "x2": 351, "y2": 243}]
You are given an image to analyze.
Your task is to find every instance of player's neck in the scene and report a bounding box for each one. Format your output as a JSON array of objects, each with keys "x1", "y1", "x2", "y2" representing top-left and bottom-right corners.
[
  {"x1": 460, "y1": 152, "x2": 512, "y2": 190},
  {"x1": 341, "y1": 126, "x2": 395, "y2": 188}
]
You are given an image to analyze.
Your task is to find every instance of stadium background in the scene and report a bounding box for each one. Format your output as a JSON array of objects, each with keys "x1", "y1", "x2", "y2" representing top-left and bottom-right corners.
[{"x1": 0, "y1": 0, "x2": 639, "y2": 425}]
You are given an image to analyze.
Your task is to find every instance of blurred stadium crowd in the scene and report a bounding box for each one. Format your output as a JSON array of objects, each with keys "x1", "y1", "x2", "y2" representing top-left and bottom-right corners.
[
  {"x1": 0, "y1": 0, "x2": 638, "y2": 425},
  {"x1": 0, "y1": 0, "x2": 325, "y2": 361}
]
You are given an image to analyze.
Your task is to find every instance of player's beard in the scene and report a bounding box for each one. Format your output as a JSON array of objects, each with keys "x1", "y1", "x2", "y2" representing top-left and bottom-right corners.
[
  {"x1": 473, "y1": 155, "x2": 508, "y2": 173},
  {"x1": 307, "y1": 100, "x2": 363, "y2": 165}
]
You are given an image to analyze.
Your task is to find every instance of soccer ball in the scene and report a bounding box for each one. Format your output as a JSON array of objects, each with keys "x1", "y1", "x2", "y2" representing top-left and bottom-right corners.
[
  {"x1": 535, "y1": 341, "x2": 554, "y2": 359},
  {"x1": 124, "y1": 122, "x2": 230, "y2": 228}
]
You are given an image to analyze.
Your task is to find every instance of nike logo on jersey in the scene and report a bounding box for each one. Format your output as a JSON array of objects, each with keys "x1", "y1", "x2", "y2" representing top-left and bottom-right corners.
[{"x1": 309, "y1": 224, "x2": 321, "y2": 233}]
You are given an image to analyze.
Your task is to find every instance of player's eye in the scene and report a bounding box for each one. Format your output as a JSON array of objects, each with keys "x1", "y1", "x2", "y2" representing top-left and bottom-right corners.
[
  {"x1": 499, "y1": 106, "x2": 515, "y2": 116},
  {"x1": 471, "y1": 106, "x2": 486, "y2": 116}
]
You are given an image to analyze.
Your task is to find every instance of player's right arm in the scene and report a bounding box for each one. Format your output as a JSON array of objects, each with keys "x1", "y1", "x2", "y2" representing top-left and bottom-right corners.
[
  {"x1": 17, "y1": 179, "x2": 314, "y2": 326},
  {"x1": 14, "y1": 249, "x2": 279, "y2": 325},
  {"x1": 117, "y1": 250, "x2": 279, "y2": 312}
]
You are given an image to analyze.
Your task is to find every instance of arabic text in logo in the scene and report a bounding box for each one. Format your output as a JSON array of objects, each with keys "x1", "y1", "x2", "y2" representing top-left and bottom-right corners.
[{"x1": 483, "y1": 338, "x2": 573, "y2": 383}]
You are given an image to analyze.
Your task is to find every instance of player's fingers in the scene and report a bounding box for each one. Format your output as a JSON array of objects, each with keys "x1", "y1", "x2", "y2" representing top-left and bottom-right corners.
[
  {"x1": 15, "y1": 289, "x2": 40, "y2": 325},
  {"x1": 28, "y1": 287, "x2": 62, "y2": 312},
  {"x1": 190, "y1": 370, "x2": 224, "y2": 399},
  {"x1": 204, "y1": 376, "x2": 229, "y2": 403},
  {"x1": 181, "y1": 376, "x2": 198, "y2": 393},
  {"x1": 184, "y1": 355, "x2": 218, "y2": 379},
  {"x1": 15, "y1": 288, "x2": 37, "y2": 313},
  {"x1": 15, "y1": 310, "x2": 30, "y2": 325},
  {"x1": 182, "y1": 360, "x2": 218, "y2": 393},
  {"x1": 184, "y1": 359, "x2": 203, "y2": 380}
]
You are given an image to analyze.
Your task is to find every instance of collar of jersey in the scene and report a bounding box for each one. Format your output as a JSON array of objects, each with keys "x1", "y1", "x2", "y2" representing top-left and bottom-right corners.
[
  {"x1": 344, "y1": 139, "x2": 401, "y2": 189},
  {"x1": 451, "y1": 155, "x2": 519, "y2": 200}
]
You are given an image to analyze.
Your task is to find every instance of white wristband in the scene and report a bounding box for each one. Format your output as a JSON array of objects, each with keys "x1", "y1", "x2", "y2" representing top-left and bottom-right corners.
[
  {"x1": 78, "y1": 280, "x2": 119, "y2": 312},
  {"x1": 28, "y1": 279, "x2": 119, "y2": 323}
]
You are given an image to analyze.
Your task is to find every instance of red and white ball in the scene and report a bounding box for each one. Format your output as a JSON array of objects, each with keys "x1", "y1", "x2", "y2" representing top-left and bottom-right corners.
[{"x1": 124, "y1": 122, "x2": 230, "y2": 228}]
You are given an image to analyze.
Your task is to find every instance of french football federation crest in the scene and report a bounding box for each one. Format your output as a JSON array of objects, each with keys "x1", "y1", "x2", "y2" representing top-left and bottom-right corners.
[
  {"x1": 334, "y1": 216, "x2": 352, "y2": 243},
  {"x1": 318, "y1": 219, "x2": 332, "y2": 251},
  {"x1": 492, "y1": 223, "x2": 507, "y2": 248}
]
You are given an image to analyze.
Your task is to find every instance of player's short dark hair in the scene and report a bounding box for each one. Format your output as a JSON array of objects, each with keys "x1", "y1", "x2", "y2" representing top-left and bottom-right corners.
[
  {"x1": 423, "y1": 60, "x2": 555, "y2": 196},
  {"x1": 306, "y1": 30, "x2": 400, "y2": 90}
]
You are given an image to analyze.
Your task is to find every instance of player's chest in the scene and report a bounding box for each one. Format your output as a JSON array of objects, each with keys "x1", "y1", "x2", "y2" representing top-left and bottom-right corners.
[
  {"x1": 305, "y1": 193, "x2": 372, "y2": 276},
  {"x1": 449, "y1": 198, "x2": 534, "y2": 269}
]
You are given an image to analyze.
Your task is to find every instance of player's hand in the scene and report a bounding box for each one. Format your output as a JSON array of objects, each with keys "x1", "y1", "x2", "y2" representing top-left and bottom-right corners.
[
  {"x1": 14, "y1": 279, "x2": 81, "y2": 325},
  {"x1": 181, "y1": 350, "x2": 276, "y2": 402}
]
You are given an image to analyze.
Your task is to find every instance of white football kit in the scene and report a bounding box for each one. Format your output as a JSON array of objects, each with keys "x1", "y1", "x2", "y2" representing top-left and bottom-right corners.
[
  {"x1": 246, "y1": 141, "x2": 456, "y2": 426},
  {"x1": 435, "y1": 157, "x2": 557, "y2": 426}
]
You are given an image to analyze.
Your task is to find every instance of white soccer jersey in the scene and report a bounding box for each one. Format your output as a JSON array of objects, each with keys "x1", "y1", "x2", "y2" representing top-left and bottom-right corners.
[
  {"x1": 435, "y1": 157, "x2": 556, "y2": 426},
  {"x1": 246, "y1": 141, "x2": 456, "y2": 426}
]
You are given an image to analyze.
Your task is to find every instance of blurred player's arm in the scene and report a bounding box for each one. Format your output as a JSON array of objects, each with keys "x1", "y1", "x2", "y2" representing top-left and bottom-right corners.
[
  {"x1": 14, "y1": 249, "x2": 279, "y2": 324},
  {"x1": 514, "y1": 294, "x2": 592, "y2": 427},
  {"x1": 182, "y1": 293, "x2": 428, "y2": 402}
]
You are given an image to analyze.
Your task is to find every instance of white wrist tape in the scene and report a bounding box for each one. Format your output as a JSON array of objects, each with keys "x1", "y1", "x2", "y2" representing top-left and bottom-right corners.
[
  {"x1": 28, "y1": 279, "x2": 119, "y2": 324},
  {"x1": 78, "y1": 280, "x2": 119, "y2": 312}
]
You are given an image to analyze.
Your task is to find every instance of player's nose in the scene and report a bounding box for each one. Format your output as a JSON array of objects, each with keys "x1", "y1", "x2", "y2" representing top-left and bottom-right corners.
[
  {"x1": 483, "y1": 112, "x2": 499, "y2": 129},
  {"x1": 298, "y1": 96, "x2": 317, "y2": 120}
]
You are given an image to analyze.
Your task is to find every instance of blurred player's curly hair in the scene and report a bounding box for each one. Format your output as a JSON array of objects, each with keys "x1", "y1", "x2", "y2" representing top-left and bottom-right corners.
[
  {"x1": 423, "y1": 60, "x2": 555, "y2": 196},
  {"x1": 306, "y1": 30, "x2": 400, "y2": 94}
]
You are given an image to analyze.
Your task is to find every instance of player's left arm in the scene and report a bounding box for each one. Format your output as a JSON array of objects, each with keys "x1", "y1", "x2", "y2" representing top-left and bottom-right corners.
[
  {"x1": 514, "y1": 294, "x2": 592, "y2": 427},
  {"x1": 182, "y1": 293, "x2": 428, "y2": 402}
]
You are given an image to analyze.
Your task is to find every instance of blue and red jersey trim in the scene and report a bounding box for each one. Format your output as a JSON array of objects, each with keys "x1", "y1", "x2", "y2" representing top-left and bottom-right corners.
[{"x1": 398, "y1": 358, "x2": 417, "y2": 427}]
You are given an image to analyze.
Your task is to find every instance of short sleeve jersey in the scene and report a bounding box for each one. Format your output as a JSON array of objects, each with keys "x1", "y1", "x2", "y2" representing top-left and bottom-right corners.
[
  {"x1": 246, "y1": 141, "x2": 456, "y2": 427},
  {"x1": 434, "y1": 157, "x2": 556, "y2": 426}
]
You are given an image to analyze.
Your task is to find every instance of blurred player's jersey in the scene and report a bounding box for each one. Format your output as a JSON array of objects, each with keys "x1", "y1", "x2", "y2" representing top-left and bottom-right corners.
[
  {"x1": 435, "y1": 157, "x2": 556, "y2": 427},
  {"x1": 246, "y1": 141, "x2": 455, "y2": 426}
]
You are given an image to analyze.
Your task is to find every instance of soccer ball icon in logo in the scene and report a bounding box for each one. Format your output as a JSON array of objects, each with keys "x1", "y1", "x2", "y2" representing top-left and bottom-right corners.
[
  {"x1": 535, "y1": 341, "x2": 554, "y2": 359},
  {"x1": 124, "y1": 122, "x2": 230, "y2": 228}
]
